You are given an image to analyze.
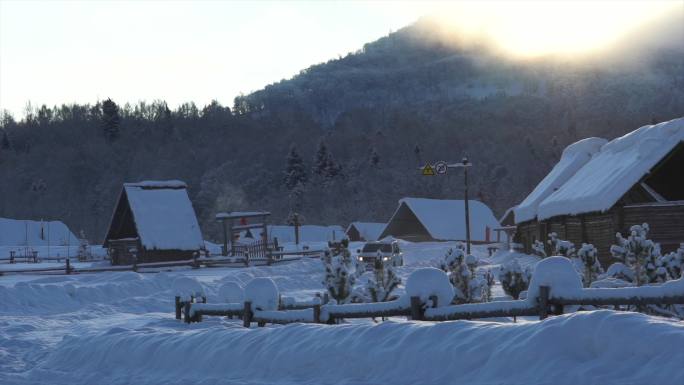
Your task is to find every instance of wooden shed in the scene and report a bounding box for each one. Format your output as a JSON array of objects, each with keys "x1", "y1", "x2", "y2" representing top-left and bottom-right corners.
[
  {"x1": 514, "y1": 118, "x2": 684, "y2": 266},
  {"x1": 345, "y1": 222, "x2": 386, "y2": 242},
  {"x1": 103, "y1": 180, "x2": 205, "y2": 265},
  {"x1": 378, "y1": 197, "x2": 500, "y2": 242}
]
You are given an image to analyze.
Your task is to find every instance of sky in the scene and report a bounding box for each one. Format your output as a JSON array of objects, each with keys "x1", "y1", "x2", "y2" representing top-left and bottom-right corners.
[{"x1": 0, "y1": 0, "x2": 680, "y2": 118}]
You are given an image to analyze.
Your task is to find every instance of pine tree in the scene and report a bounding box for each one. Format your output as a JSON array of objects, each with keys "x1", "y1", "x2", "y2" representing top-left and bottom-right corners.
[
  {"x1": 284, "y1": 144, "x2": 307, "y2": 190},
  {"x1": 610, "y1": 223, "x2": 662, "y2": 286},
  {"x1": 102, "y1": 98, "x2": 121, "y2": 142},
  {"x1": 439, "y1": 244, "x2": 489, "y2": 303},
  {"x1": 365, "y1": 257, "x2": 401, "y2": 302},
  {"x1": 499, "y1": 259, "x2": 531, "y2": 299},
  {"x1": 314, "y1": 141, "x2": 330, "y2": 177},
  {"x1": 322, "y1": 247, "x2": 356, "y2": 304},
  {"x1": 576, "y1": 243, "x2": 604, "y2": 287}
]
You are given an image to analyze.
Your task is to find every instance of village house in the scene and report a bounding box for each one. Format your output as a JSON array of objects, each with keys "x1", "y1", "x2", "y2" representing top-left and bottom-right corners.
[
  {"x1": 514, "y1": 118, "x2": 684, "y2": 266},
  {"x1": 345, "y1": 222, "x2": 386, "y2": 242},
  {"x1": 378, "y1": 197, "x2": 500, "y2": 243},
  {"x1": 103, "y1": 180, "x2": 205, "y2": 265}
]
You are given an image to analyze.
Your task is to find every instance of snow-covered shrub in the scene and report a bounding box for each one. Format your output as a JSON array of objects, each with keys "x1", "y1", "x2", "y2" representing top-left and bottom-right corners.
[
  {"x1": 526, "y1": 256, "x2": 582, "y2": 305},
  {"x1": 547, "y1": 233, "x2": 576, "y2": 257},
  {"x1": 610, "y1": 223, "x2": 663, "y2": 286},
  {"x1": 438, "y1": 244, "x2": 489, "y2": 303},
  {"x1": 217, "y1": 281, "x2": 244, "y2": 303},
  {"x1": 404, "y1": 267, "x2": 454, "y2": 308},
  {"x1": 244, "y1": 278, "x2": 279, "y2": 311},
  {"x1": 576, "y1": 243, "x2": 604, "y2": 288},
  {"x1": 659, "y1": 243, "x2": 684, "y2": 280},
  {"x1": 531, "y1": 241, "x2": 546, "y2": 258},
  {"x1": 499, "y1": 259, "x2": 531, "y2": 300},
  {"x1": 364, "y1": 258, "x2": 401, "y2": 302},
  {"x1": 322, "y1": 252, "x2": 356, "y2": 304}
]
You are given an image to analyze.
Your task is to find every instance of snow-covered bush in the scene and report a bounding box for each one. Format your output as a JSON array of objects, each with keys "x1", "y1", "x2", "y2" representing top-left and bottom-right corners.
[
  {"x1": 217, "y1": 281, "x2": 244, "y2": 303},
  {"x1": 364, "y1": 258, "x2": 401, "y2": 302},
  {"x1": 610, "y1": 224, "x2": 662, "y2": 286},
  {"x1": 576, "y1": 243, "x2": 604, "y2": 288},
  {"x1": 547, "y1": 232, "x2": 576, "y2": 257},
  {"x1": 404, "y1": 267, "x2": 454, "y2": 308},
  {"x1": 322, "y1": 251, "x2": 356, "y2": 304},
  {"x1": 531, "y1": 241, "x2": 546, "y2": 258},
  {"x1": 659, "y1": 243, "x2": 684, "y2": 280},
  {"x1": 439, "y1": 245, "x2": 490, "y2": 303},
  {"x1": 499, "y1": 259, "x2": 531, "y2": 300},
  {"x1": 244, "y1": 278, "x2": 279, "y2": 311}
]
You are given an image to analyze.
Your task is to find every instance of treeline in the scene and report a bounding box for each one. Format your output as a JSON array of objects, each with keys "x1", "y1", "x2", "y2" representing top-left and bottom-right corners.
[{"x1": 1, "y1": 18, "x2": 683, "y2": 243}]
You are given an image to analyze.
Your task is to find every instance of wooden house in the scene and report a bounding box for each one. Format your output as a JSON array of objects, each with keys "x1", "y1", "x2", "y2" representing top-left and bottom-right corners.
[
  {"x1": 514, "y1": 118, "x2": 684, "y2": 266},
  {"x1": 345, "y1": 222, "x2": 386, "y2": 242},
  {"x1": 378, "y1": 197, "x2": 500, "y2": 242},
  {"x1": 103, "y1": 180, "x2": 205, "y2": 265}
]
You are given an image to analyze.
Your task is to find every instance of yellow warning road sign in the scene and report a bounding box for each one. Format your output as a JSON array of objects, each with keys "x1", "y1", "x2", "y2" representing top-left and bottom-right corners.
[{"x1": 422, "y1": 164, "x2": 435, "y2": 176}]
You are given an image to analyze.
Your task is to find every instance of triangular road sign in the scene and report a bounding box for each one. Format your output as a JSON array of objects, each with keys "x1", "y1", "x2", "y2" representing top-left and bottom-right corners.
[{"x1": 422, "y1": 164, "x2": 435, "y2": 176}]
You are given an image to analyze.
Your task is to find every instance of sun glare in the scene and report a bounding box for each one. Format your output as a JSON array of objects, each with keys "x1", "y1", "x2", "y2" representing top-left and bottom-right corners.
[{"x1": 429, "y1": 1, "x2": 679, "y2": 57}]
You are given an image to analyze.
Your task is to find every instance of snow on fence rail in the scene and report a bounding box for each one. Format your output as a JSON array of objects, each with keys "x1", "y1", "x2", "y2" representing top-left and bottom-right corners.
[{"x1": 177, "y1": 281, "x2": 684, "y2": 326}]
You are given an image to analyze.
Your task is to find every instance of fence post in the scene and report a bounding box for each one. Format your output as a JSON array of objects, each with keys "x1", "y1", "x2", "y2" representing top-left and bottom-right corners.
[
  {"x1": 538, "y1": 286, "x2": 549, "y2": 320},
  {"x1": 323, "y1": 292, "x2": 329, "y2": 305},
  {"x1": 410, "y1": 296, "x2": 424, "y2": 321},
  {"x1": 175, "y1": 296, "x2": 182, "y2": 320},
  {"x1": 10, "y1": 251, "x2": 15, "y2": 264},
  {"x1": 313, "y1": 304, "x2": 321, "y2": 323},
  {"x1": 184, "y1": 302, "x2": 192, "y2": 324},
  {"x1": 65, "y1": 258, "x2": 71, "y2": 275},
  {"x1": 243, "y1": 301, "x2": 252, "y2": 328}
]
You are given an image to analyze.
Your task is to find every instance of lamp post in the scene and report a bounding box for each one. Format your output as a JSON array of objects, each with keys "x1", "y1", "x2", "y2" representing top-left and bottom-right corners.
[{"x1": 447, "y1": 157, "x2": 472, "y2": 254}]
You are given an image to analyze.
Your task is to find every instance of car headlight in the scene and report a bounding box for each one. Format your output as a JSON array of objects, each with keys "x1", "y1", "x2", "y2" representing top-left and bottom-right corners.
[{"x1": 383, "y1": 257, "x2": 389, "y2": 261}]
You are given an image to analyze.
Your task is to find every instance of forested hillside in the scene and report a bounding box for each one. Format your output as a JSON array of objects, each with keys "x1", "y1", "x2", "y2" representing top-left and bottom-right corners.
[{"x1": 1, "y1": 16, "x2": 683, "y2": 242}]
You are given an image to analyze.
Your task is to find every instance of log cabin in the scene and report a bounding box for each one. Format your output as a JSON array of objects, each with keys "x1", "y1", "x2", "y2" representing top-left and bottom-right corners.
[
  {"x1": 103, "y1": 180, "x2": 205, "y2": 265},
  {"x1": 514, "y1": 118, "x2": 684, "y2": 267}
]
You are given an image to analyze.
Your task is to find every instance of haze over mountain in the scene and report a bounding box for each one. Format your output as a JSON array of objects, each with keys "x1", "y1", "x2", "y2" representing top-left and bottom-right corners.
[{"x1": 1, "y1": 14, "x2": 683, "y2": 242}]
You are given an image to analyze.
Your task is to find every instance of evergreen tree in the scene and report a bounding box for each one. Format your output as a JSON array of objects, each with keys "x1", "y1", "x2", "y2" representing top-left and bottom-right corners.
[
  {"x1": 101, "y1": 98, "x2": 120, "y2": 142},
  {"x1": 284, "y1": 144, "x2": 307, "y2": 190},
  {"x1": 576, "y1": 243, "x2": 604, "y2": 287},
  {"x1": 439, "y1": 244, "x2": 489, "y2": 303},
  {"x1": 610, "y1": 223, "x2": 662, "y2": 286},
  {"x1": 314, "y1": 140, "x2": 330, "y2": 176},
  {"x1": 499, "y1": 259, "x2": 531, "y2": 299},
  {"x1": 313, "y1": 140, "x2": 342, "y2": 179},
  {"x1": 365, "y1": 256, "x2": 401, "y2": 302}
]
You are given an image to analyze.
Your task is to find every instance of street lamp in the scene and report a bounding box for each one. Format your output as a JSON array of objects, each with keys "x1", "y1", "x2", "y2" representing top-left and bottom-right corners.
[
  {"x1": 447, "y1": 157, "x2": 472, "y2": 254},
  {"x1": 419, "y1": 157, "x2": 473, "y2": 254}
]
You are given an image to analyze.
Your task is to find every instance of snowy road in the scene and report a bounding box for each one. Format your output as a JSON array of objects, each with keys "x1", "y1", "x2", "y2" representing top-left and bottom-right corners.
[{"x1": 1, "y1": 242, "x2": 682, "y2": 385}]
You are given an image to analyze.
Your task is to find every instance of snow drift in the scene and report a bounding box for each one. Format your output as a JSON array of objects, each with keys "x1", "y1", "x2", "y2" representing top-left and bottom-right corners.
[{"x1": 13, "y1": 311, "x2": 684, "y2": 385}]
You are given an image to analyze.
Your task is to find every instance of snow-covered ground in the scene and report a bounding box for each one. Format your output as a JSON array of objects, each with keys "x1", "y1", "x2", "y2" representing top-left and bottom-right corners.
[{"x1": 1, "y1": 242, "x2": 682, "y2": 385}]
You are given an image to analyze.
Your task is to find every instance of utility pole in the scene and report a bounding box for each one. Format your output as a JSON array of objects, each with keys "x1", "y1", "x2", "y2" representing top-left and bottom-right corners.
[{"x1": 448, "y1": 157, "x2": 472, "y2": 254}]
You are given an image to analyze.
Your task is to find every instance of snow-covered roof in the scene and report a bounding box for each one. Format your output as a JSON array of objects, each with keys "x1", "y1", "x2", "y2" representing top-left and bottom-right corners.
[
  {"x1": 514, "y1": 137, "x2": 606, "y2": 223},
  {"x1": 122, "y1": 181, "x2": 204, "y2": 251},
  {"x1": 0, "y1": 218, "x2": 79, "y2": 246},
  {"x1": 393, "y1": 198, "x2": 500, "y2": 241},
  {"x1": 346, "y1": 222, "x2": 386, "y2": 241},
  {"x1": 239, "y1": 225, "x2": 345, "y2": 243},
  {"x1": 515, "y1": 117, "x2": 684, "y2": 223},
  {"x1": 537, "y1": 118, "x2": 684, "y2": 220}
]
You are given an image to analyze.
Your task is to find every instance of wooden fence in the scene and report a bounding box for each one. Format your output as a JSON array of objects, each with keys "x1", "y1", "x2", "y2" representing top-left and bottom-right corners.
[
  {"x1": 177, "y1": 283, "x2": 684, "y2": 327},
  {"x1": 0, "y1": 249, "x2": 326, "y2": 277}
]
